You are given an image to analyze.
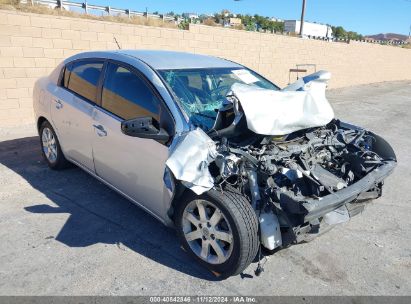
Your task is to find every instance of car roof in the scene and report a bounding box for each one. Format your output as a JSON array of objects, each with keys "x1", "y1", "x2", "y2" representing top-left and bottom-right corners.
[
  {"x1": 66, "y1": 50, "x2": 243, "y2": 70},
  {"x1": 116, "y1": 50, "x2": 242, "y2": 70},
  {"x1": 103, "y1": 50, "x2": 243, "y2": 70}
]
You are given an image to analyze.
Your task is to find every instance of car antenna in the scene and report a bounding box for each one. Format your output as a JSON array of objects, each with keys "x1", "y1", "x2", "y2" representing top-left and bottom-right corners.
[{"x1": 114, "y1": 37, "x2": 122, "y2": 49}]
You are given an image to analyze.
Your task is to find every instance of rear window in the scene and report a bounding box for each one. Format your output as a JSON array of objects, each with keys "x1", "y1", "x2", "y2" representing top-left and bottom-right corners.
[{"x1": 64, "y1": 61, "x2": 104, "y2": 103}]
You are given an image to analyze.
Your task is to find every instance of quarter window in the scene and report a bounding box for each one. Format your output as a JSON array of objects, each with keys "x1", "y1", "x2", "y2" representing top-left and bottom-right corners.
[
  {"x1": 62, "y1": 64, "x2": 71, "y2": 88},
  {"x1": 66, "y1": 61, "x2": 103, "y2": 103},
  {"x1": 101, "y1": 63, "x2": 160, "y2": 120}
]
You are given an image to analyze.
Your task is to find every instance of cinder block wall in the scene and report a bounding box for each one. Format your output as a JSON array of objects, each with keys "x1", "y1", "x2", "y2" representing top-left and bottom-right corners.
[{"x1": 1, "y1": 10, "x2": 411, "y2": 127}]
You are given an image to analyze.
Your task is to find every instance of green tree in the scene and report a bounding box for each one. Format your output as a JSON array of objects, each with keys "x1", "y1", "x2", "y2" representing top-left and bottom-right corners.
[
  {"x1": 332, "y1": 26, "x2": 346, "y2": 39},
  {"x1": 235, "y1": 13, "x2": 284, "y2": 32},
  {"x1": 332, "y1": 25, "x2": 363, "y2": 40},
  {"x1": 213, "y1": 12, "x2": 223, "y2": 24}
]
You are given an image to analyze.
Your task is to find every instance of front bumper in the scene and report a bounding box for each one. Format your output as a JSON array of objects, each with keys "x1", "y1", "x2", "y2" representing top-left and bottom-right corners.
[
  {"x1": 303, "y1": 160, "x2": 397, "y2": 222},
  {"x1": 279, "y1": 161, "x2": 397, "y2": 244},
  {"x1": 280, "y1": 129, "x2": 397, "y2": 244}
]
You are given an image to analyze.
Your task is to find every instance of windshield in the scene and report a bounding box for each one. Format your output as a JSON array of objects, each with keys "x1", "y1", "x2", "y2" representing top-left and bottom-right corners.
[{"x1": 158, "y1": 67, "x2": 279, "y2": 131}]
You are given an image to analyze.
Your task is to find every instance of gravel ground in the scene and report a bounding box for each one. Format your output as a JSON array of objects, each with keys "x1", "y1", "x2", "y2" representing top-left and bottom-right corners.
[{"x1": 0, "y1": 81, "x2": 410, "y2": 296}]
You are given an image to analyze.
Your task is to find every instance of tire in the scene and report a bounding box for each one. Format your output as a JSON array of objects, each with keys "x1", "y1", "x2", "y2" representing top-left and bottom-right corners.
[
  {"x1": 175, "y1": 187, "x2": 259, "y2": 278},
  {"x1": 39, "y1": 120, "x2": 71, "y2": 170}
]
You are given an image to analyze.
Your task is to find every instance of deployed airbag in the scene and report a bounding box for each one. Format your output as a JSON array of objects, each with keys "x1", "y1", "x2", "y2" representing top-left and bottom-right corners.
[{"x1": 230, "y1": 71, "x2": 334, "y2": 135}]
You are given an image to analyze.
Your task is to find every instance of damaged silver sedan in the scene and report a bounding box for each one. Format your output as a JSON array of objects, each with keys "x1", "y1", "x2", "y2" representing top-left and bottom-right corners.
[{"x1": 33, "y1": 50, "x2": 396, "y2": 278}]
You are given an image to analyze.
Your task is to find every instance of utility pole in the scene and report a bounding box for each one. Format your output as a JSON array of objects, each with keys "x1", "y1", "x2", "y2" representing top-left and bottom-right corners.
[{"x1": 299, "y1": 0, "x2": 306, "y2": 37}]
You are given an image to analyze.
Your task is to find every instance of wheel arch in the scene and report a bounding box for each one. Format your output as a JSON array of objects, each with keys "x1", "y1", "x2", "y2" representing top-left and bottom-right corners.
[
  {"x1": 37, "y1": 116, "x2": 48, "y2": 133},
  {"x1": 37, "y1": 116, "x2": 63, "y2": 153},
  {"x1": 166, "y1": 181, "x2": 191, "y2": 225}
]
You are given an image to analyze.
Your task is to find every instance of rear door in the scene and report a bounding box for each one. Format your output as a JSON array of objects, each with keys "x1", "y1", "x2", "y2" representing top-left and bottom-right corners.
[
  {"x1": 91, "y1": 62, "x2": 174, "y2": 220},
  {"x1": 51, "y1": 60, "x2": 104, "y2": 171}
]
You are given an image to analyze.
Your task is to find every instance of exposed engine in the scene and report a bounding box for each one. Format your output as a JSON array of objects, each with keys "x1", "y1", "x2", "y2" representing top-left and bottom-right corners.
[
  {"x1": 209, "y1": 120, "x2": 396, "y2": 246},
  {"x1": 214, "y1": 121, "x2": 381, "y2": 198}
]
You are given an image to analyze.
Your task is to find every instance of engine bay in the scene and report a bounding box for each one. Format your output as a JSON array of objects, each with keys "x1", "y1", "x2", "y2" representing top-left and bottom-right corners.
[
  {"x1": 189, "y1": 119, "x2": 393, "y2": 260},
  {"x1": 213, "y1": 121, "x2": 386, "y2": 202}
]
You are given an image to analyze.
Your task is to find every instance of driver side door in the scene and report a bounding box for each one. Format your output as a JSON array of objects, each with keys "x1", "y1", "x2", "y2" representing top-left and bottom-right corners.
[{"x1": 91, "y1": 61, "x2": 174, "y2": 221}]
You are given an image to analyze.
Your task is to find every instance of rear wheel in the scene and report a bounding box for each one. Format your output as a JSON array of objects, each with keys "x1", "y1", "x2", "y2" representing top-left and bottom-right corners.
[
  {"x1": 39, "y1": 121, "x2": 70, "y2": 170},
  {"x1": 175, "y1": 187, "x2": 259, "y2": 278}
]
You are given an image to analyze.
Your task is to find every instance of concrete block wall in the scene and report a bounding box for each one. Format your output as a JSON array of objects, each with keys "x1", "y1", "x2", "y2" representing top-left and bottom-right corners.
[{"x1": 1, "y1": 9, "x2": 411, "y2": 127}]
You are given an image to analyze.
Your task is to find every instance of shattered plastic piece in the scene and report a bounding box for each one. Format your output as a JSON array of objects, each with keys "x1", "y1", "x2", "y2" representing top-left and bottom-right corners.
[
  {"x1": 166, "y1": 128, "x2": 218, "y2": 195},
  {"x1": 230, "y1": 71, "x2": 334, "y2": 135},
  {"x1": 163, "y1": 167, "x2": 175, "y2": 193},
  {"x1": 246, "y1": 169, "x2": 261, "y2": 209},
  {"x1": 323, "y1": 205, "x2": 350, "y2": 225}
]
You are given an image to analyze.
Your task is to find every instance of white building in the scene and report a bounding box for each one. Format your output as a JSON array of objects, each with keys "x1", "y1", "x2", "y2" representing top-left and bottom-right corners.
[
  {"x1": 182, "y1": 13, "x2": 199, "y2": 20},
  {"x1": 223, "y1": 17, "x2": 242, "y2": 27},
  {"x1": 284, "y1": 20, "x2": 333, "y2": 39}
]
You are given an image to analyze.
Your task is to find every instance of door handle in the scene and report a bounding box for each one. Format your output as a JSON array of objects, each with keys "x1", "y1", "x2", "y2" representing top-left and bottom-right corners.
[
  {"x1": 93, "y1": 124, "x2": 107, "y2": 137},
  {"x1": 55, "y1": 99, "x2": 63, "y2": 109}
]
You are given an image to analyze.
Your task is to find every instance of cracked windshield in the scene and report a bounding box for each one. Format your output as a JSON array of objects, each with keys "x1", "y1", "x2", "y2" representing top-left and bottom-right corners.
[{"x1": 159, "y1": 68, "x2": 278, "y2": 131}]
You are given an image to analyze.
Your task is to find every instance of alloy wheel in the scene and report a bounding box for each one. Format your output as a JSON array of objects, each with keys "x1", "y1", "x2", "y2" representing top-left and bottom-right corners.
[
  {"x1": 182, "y1": 199, "x2": 234, "y2": 264},
  {"x1": 41, "y1": 127, "x2": 58, "y2": 163}
]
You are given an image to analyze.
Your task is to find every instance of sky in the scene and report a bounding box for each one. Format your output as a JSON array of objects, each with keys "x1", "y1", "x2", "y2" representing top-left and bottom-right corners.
[{"x1": 90, "y1": 0, "x2": 411, "y2": 36}]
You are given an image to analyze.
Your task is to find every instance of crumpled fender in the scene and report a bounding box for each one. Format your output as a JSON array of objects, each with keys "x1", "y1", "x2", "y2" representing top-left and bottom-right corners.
[{"x1": 165, "y1": 128, "x2": 218, "y2": 195}]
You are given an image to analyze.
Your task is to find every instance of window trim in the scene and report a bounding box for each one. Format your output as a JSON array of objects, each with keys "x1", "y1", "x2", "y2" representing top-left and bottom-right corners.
[{"x1": 58, "y1": 58, "x2": 106, "y2": 105}]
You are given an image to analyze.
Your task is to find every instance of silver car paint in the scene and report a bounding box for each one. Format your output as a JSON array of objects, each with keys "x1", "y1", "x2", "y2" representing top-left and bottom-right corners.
[
  {"x1": 33, "y1": 50, "x2": 242, "y2": 226},
  {"x1": 115, "y1": 50, "x2": 243, "y2": 70},
  {"x1": 91, "y1": 106, "x2": 170, "y2": 221},
  {"x1": 51, "y1": 85, "x2": 96, "y2": 171}
]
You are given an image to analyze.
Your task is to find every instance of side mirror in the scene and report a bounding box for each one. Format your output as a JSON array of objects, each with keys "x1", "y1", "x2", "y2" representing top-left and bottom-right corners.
[{"x1": 121, "y1": 116, "x2": 170, "y2": 142}]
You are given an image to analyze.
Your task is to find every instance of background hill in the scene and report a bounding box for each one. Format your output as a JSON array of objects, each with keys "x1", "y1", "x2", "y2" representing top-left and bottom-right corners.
[{"x1": 365, "y1": 33, "x2": 409, "y2": 41}]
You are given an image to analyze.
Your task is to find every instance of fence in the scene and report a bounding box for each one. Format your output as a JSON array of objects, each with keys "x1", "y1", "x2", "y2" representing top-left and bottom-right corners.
[
  {"x1": 18, "y1": 1, "x2": 411, "y2": 46},
  {"x1": 20, "y1": 0, "x2": 175, "y2": 22}
]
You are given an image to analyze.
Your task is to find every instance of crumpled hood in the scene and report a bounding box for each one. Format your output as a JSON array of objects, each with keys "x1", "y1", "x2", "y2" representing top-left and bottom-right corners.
[{"x1": 229, "y1": 70, "x2": 335, "y2": 135}]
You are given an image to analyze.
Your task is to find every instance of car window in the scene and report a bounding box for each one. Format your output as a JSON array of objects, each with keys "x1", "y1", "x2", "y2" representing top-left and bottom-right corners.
[
  {"x1": 62, "y1": 64, "x2": 71, "y2": 88},
  {"x1": 66, "y1": 61, "x2": 103, "y2": 103},
  {"x1": 101, "y1": 63, "x2": 160, "y2": 121}
]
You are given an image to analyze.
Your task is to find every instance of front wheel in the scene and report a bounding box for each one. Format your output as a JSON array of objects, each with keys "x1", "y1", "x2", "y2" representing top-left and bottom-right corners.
[{"x1": 175, "y1": 187, "x2": 259, "y2": 278}]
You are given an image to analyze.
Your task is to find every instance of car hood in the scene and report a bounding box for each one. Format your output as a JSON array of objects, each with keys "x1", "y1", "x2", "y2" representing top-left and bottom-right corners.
[{"x1": 229, "y1": 71, "x2": 334, "y2": 136}]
